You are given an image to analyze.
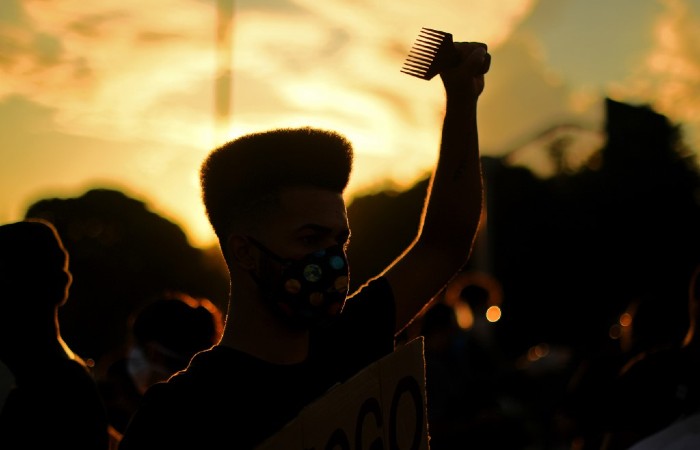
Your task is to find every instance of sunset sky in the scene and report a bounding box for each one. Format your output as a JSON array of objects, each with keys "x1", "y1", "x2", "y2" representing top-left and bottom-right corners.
[{"x1": 2, "y1": 0, "x2": 699, "y2": 248}]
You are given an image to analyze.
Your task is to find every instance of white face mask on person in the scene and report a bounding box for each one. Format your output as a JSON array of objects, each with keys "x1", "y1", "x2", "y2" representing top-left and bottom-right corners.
[
  {"x1": 126, "y1": 345, "x2": 175, "y2": 395},
  {"x1": 247, "y1": 237, "x2": 350, "y2": 330}
]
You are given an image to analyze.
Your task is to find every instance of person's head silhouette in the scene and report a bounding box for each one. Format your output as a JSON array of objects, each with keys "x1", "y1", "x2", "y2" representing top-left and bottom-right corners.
[
  {"x1": 0, "y1": 218, "x2": 73, "y2": 363},
  {"x1": 0, "y1": 218, "x2": 110, "y2": 449},
  {"x1": 126, "y1": 292, "x2": 223, "y2": 394}
]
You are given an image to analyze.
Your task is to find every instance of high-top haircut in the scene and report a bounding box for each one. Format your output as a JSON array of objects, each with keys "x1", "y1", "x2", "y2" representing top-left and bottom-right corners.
[{"x1": 200, "y1": 126, "x2": 354, "y2": 243}]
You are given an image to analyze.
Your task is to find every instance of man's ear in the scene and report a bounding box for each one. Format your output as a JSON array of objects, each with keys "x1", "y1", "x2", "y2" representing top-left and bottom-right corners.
[{"x1": 226, "y1": 234, "x2": 257, "y2": 270}]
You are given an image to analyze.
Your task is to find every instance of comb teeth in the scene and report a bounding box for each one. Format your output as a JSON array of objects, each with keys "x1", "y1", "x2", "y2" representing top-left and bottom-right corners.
[{"x1": 401, "y1": 27, "x2": 459, "y2": 80}]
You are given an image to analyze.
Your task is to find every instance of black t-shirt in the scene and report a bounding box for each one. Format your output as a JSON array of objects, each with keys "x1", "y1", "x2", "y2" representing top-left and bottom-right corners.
[
  {"x1": 119, "y1": 276, "x2": 395, "y2": 450},
  {"x1": 0, "y1": 358, "x2": 110, "y2": 450}
]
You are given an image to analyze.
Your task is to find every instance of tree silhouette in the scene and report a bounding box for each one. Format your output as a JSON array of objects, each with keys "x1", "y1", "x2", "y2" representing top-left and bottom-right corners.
[
  {"x1": 24, "y1": 188, "x2": 229, "y2": 364},
  {"x1": 348, "y1": 97, "x2": 700, "y2": 361}
]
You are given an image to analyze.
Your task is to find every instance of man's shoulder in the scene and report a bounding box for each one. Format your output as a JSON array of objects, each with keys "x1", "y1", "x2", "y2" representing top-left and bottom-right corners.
[
  {"x1": 349, "y1": 275, "x2": 391, "y2": 298},
  {"x1": 339, "y1": 275, "x2": 394, "y2": 324},
  {"x1": 154, "y1": 345, "x2": 270, "y2": 396},
  {"x1": 129, "y1": 352, "x2": 226, "y2": 420},
  {"x1": 343, "y1": 276, "x2": 392, "y2": 310},
  {"x1": 166, "y1": 346, "x2": 249, "y2": 386}
]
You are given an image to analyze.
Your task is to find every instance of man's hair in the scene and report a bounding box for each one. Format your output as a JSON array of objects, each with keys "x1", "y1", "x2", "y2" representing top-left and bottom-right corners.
[{"x1": 200, "y1": 126, "x2": 354, "y2": 241}]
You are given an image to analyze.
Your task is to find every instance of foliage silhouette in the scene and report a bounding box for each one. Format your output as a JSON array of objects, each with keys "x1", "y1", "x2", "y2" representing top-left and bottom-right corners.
[
  {"x1": 348, "y1": 97, "x2": 700, "y2": 361},
  {"x1": 24, "y1": 188, "x2": 229, "y2": 364}
]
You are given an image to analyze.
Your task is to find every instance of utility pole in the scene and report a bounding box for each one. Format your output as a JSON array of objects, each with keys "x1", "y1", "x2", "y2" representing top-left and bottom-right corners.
[{"x1": 215, "y1": 0, "x2": 234, "y2": 146}]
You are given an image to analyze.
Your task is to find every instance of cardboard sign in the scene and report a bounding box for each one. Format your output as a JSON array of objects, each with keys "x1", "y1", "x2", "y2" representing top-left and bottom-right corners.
[{"x1": 256, "y1": 337, "x2": 429, "y2": 450}]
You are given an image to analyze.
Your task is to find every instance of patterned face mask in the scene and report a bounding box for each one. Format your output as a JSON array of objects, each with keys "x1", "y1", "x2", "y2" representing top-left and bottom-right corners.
[{"x1": 247, "y1": 237, "x2": 349, "y2": 330}]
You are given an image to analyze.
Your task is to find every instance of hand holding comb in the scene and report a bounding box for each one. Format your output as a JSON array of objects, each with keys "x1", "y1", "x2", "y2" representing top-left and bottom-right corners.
[{"x1": 401, "y1": 27, "x2": 490, "y2": 80}]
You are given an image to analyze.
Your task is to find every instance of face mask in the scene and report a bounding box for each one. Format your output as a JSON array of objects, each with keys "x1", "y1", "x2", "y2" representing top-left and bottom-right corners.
[
  {"x1": 126, "y1": 345, "x2": 173, "y2": 395},
  {"x1": 248, "y1": 238, "x2": 349, "y2": 329}
]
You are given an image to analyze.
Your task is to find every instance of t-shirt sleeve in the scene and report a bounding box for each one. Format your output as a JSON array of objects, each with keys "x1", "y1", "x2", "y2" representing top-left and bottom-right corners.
[{"x1": 312, "y1": 276, "x2": 396, "y2": 382}]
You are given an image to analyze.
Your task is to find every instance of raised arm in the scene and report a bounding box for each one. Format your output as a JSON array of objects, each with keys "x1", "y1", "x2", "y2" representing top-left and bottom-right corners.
[{"x1": 382, "y1": 42, "x2": 490, "y2": 336}]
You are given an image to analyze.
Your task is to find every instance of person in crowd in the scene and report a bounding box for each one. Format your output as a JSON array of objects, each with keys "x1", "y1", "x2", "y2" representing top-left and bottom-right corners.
[
  {"x1": 119, "y1": 40, "x2": 491, "y2": 450},
  {"x1": 599, "y1": 263, "x2": 700, "y2": 449},
  {"x1": 97, "y1": 291, "x2": 223, "y2": 439},
  {"x1": 421, "y1": 284, "x2": 528, "y2": 450},
  {"x1": 0, "y1": 218, "x2": 110, "y2": 450}
]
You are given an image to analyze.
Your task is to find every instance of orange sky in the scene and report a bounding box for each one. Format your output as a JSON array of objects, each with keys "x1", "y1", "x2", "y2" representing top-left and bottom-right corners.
[{"x1": 1, "y1": 0, "x2": 699, "y2": 248}]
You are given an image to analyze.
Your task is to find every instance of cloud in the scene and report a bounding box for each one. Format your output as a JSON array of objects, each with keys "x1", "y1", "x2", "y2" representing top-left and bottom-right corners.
[
  {"x1": 607, "y1": 0, "x2": 700, "y2": 151},
  {"x1": 1, "y1": 0, "x2": 216, "y2": 145},
  {"x1": 1, "y1": 0, "x2": 537, "y2": 158},
  {"x1": 2, "y1": 0, "x2": 600, "y2": 247},
  {"x1": 224, "y1": 0, "x2": 538, "y2": 193},
  {"x1": 474, "y1": 30, "x2": 605, "y2": 156},
  {"x1": 289, "y1": 0, "x2": 534, "y2": 46}
]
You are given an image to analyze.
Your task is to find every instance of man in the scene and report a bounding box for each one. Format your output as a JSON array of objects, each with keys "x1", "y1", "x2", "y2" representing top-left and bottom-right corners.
[
  {"x1": 0, "y1": 219, "x2": 110, "y2": 450},
  {"x1": 119, "y1": 40, "x2": 490, "y2": 450}
]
